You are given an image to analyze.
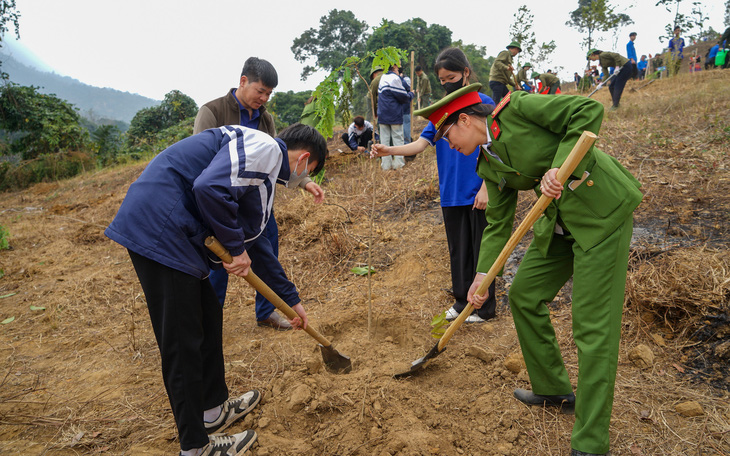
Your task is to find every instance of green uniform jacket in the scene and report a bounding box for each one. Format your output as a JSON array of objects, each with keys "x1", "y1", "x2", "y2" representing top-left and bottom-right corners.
[
  {"x1": 516, "y1": 67, "x2": 531, "y2": 86},
  {"x1": 476, "y1": 91, "x2": 642, "y2": 273},
  {"x1": 416, "y1": 72, "x2": 431, "y2": 97},
  {"x1": 489, "y1": 50, "x2": 514, "y2": 85},
  {"x1": 598, "y1": 52, "x2": 629, "y2": 72},
  {"x1": 537, "y1": 73, "x2": 560, "y2": 87}
]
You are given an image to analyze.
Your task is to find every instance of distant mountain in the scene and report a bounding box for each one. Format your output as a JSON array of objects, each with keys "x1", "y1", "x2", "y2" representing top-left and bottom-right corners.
[{"x1": 0, "y1": 50, "x2": 160, "y2": 125}]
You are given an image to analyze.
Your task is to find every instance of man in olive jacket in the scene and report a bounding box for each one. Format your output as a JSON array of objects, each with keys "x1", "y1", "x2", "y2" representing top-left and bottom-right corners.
[
  {"x1": 489, "y1": 41, "x2": 521, "y2": 102},
  {"x1": 532, "y1": 71, "x2": 561, "y2": 94},
  {"x1": 516, "y1": 62, "x2": 533, "y2": 91},
  {"x1": 193, "y1": 57, "x2": 324, "y2": 331},
  {"x1": 587, "y1": 49, "x2": 632, "y2": 110}
]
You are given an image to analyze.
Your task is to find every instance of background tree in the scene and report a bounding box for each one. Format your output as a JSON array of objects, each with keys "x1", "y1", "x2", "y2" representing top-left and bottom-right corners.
[
  {"x1": 92, "y1": 124, "x2": 122, "y2": 166},
  {"x1": 269, "y1": 90, "x2": 312, "y2": 130},
  {"x1": 656, "y1": 0, "x2": 710, "y2": 41},
  {"x1": 127, "y1": 89, "x2": 197, "y2": 146},
  {"x1": 291, "y1": 9, "x2": 369, "y2": 80},
  {"x1": 351, "y1": 19, "x2": 451, "y2": 114},
  {"x1": 0, "y1": 83, "x2": 88, "y2": 159},
  {"x1": 509, "y1": 5, "x2": 557, "y2": 71},
  {"x1": 726, "y1": 0, "x2": 729, "y2": 27},
  {"x1": 451, "y1": 40, "x2": 495, "y2": 97},
  {"x1": 0, "y1": 0, "x2": 20, "y2": 80},
  {"x1": 567, "y1": 0, "x2": 633, "y2": 51}
]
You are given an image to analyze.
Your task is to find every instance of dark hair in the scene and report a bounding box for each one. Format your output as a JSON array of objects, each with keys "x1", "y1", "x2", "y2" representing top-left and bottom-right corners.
[
  {"x1": 353, "y1": 116, "x2": 365, "y2": 127},
  {"x1": 674, "y1": 26, "x2": 681, "y2": 32},
  {"x1": 415, "y1": 65, "x2": 423, "y2": 72},
  {"x1": 443, "y1": 103, "x2": 494, "y2": 127},
  {"x1": 241, "y1": 57, "x2": 278, "y2": 89},
  {"x1": 277, "y1": 123, "x2": 328, "y2": 175},
  {"x1": 434, "y1": 47, "x2": 474, "y2": 81},
  {"x1": 629, "y1": 32, "x2": 637, "y2": 37}
]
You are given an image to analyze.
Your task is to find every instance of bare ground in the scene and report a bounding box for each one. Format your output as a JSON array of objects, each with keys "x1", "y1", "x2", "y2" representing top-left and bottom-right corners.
[{"x1": 0, "y1": 70, "x2": 729, "y2": 456}]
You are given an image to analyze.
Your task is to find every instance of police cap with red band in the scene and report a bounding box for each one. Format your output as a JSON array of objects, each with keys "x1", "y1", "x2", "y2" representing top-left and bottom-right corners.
[{"x1": 413, "y1": 83, "x2": 484, "y2": 142}]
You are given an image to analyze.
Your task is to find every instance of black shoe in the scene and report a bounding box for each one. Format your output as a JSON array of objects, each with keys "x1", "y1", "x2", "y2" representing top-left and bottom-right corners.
[
  {"x1": 514, "y1": 388, "x2": 575, "y2": 413},
  {"x1": 571, "y1": 450, "x2": 609, "y2": 456}
]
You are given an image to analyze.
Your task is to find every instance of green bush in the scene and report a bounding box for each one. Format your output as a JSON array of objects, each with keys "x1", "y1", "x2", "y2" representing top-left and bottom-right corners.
[{"x1": 0, "y1": 150, "x2": 94, "y2": 191}]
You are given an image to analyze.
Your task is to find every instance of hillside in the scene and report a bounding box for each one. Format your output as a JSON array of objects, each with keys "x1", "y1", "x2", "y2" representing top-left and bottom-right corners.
[
  {"x1": 0, "y1": 51, "x2": 160, "y2": 125},
  {"x1": 0, "y1": 70, "x2": 728, "y2": 456}
]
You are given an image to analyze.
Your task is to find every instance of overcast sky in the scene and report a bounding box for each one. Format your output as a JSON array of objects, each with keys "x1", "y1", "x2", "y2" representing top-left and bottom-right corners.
[{"x1": 5, "y1": 0, "x2": 726, "y2": 106}]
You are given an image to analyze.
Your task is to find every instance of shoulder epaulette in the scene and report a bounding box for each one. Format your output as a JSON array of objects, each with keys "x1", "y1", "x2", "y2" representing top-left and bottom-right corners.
[{"x1": 492, "y1": 92, "x2": 511, "y2": 118}]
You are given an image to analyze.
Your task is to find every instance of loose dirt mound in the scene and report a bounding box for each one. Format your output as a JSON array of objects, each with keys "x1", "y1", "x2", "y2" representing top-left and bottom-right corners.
[{"x1": 1, "y1": 71, "x2": 729, "y2": 455}]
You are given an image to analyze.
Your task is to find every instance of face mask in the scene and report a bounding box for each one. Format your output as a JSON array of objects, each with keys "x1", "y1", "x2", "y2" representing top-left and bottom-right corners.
[
  {"x1": 442, "y1": 72, "x2": 466, "y2": 94},
  {"x1": 286, "y1": 155, "x2": 309, "y2": 188}
]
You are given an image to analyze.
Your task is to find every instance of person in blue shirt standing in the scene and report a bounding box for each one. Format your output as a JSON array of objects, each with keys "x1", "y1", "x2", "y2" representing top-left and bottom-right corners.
[
  {"x1": 627, "y1": 32, "x2": 638, "y2": 79},
  {"x1": 668, "y1": 26, "x2": 685, "y2": 76},
  {"x1": 106, "y1": 124, "x2": 328, "y2": 456},
  {"x1": 371, "y1": 47, "x2": 497, "y2": 323},
  {"x1": 377, "y1": 61, "x2": 414, "y2": 170}
]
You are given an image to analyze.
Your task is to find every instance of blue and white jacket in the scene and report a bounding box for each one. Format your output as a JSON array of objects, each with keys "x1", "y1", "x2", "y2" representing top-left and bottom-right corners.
[
  {"x1": 105, "y1": 126, "x2": 299, "y2": 303},
  {"x1": 377, "y1": 71, "x2": 413, "y2": 125}
]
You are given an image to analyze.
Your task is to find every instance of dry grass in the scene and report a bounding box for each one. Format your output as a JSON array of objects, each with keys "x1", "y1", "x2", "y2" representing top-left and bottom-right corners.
[{"x1": 1, "y1": 71, "x2": 729, "y2": 455}]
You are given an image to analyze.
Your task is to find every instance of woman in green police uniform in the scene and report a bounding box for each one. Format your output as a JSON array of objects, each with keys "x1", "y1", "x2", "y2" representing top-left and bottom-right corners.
[{"x1": 414, "y1": 84, "x2": 642, "y2": 456}]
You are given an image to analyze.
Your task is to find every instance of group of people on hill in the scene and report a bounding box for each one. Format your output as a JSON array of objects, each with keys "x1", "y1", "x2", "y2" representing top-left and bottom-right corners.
[{"x1": 105, "y1": 26, "x2": 646, "y2": 453}]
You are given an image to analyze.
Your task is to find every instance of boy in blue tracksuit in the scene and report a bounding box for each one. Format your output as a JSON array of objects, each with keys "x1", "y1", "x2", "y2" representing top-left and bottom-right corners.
[{"x1": 105, "y1": 123, "x2": 327, "y2": 456}]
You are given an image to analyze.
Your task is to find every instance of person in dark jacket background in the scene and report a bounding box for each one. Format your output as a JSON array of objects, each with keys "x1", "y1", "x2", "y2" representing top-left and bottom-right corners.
[
  {"x1": 105, "y1": 124, "x2": 328, "y2": 456},
  {"x1": 341, "y1": 116, "x2": 377, "y2": 153},
  {"x1": 377, "y1": 61, "x2": 414, "y2": 170},
  {"x1": 587, "y1": 49, "x2": 632, "y2": 110}
]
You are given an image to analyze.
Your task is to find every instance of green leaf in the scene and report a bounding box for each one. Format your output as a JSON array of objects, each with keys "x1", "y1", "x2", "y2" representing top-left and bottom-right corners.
[
  {"x1": 0, "y1": 293, "x2": 16, "y2": 299},
  {"x1": 430, "y1": 310, "x2": 449, "y2": 339},
  {"x1": 1, "y1": 316, "x2": 15, "y2": 324},
  {"x1": 350, "y1": 266, "x2": 376, "y2": 276},
  {"x1": 30, "y1": 305, "x2": 46, "y2": 311}
]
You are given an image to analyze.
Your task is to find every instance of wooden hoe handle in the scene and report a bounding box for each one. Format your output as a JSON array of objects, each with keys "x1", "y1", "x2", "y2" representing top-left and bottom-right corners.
[{"x1": 204, "y1": 236, "x2": 333, "y2": 347}]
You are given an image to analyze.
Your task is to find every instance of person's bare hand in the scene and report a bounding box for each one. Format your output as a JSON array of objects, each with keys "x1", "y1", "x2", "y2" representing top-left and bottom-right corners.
[
  {"x1": 223, "y1": 251, "x2": 251, "y2": 277},
  {"x1": 540, "y1": 167, "x2": 563, "y2": 199},
  {"x1": 467, "y1": 274, "x2": 489, "y2": 309},
  {"x1": 370, "y1": 143, "x2": 390, "y2": 158},
  {"x1": 289, "y1": 303, "x2": 308, "y2": 330},
  {"x1": 305, "y1": 181, "x2": 325, "y2": 204}
]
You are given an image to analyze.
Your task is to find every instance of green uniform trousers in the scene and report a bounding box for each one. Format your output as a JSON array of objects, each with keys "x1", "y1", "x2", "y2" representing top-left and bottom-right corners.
[{"x1": 509, "y1": 217, "x2": 633, "y2": 454}]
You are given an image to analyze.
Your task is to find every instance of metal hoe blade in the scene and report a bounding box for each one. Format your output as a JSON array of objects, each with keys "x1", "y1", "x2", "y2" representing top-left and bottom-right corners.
[
  {"x1": 393, "y1": 344, "x2": 445, "y2": 379},
  {"x1": 319, "y1": 344, "x2": 352, "y2": 374}
]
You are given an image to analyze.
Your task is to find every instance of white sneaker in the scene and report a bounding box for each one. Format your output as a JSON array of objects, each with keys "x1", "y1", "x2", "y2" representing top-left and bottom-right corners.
[
  {"x1": 202, "y1": 430, "x2": 257, "y2": 455},
  {"x1": 444, "y1": 307, "x2": 459, "y2": 321},
  {"x1": 465, "y1": 314, "x2": 486, "y2": 323},
  {"x1": 205, "y1": 390, "x2": 261, "y2": 434}
]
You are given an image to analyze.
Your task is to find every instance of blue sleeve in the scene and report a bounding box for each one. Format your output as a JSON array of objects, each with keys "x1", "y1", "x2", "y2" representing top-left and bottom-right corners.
[{"x1": 419, "y1": 122, "x2": 437, "y2": 146}]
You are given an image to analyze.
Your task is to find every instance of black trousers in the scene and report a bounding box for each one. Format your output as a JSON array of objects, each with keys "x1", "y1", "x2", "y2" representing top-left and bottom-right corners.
[
  {"x1": 442, "y1": 206, "x2": 496, "y2": 319},
  {"x1": 608, "y1": 61, "x2": 633, "y2": 107},
  {"x1": 129, "y1": 250, "x2": 228, "y2": 450},
  {"x1": 489, "y1": 81, "x2": 510, "y2": 103}
]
